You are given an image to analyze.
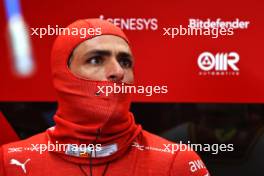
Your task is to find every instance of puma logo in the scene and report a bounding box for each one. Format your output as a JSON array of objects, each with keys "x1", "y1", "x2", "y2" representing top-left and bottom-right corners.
[{"x1": 10, "y1": 158, "x2": 31, "y2": 173}]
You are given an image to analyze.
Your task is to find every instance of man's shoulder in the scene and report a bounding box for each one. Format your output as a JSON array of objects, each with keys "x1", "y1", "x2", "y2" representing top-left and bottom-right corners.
[
  {"x1": 135, "y1": 130, "x2": 210, "y2": 175},
  {"x1": 1, "y1": 132, "x2": 48, "y2": 162},
  {"x1": 0, "y1": 132, "x2": 50, "y2": 175},
  {"x1": 133, "y1": 130, "x2": 176, "y2": 161}
]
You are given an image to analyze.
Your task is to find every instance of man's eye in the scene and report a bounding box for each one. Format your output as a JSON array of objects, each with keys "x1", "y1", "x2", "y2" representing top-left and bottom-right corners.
[
  {"x1": 87, "y1": 57, "x2": 102, "y2": 65},
  {"x1": 119, "y1": 58, "x2": 133, "y2": 68}
]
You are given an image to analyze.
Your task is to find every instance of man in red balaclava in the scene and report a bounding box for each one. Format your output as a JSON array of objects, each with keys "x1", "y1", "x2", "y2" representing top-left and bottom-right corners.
[{"x1": 0, "y1": 19, "x2": 210, "y2": 176}]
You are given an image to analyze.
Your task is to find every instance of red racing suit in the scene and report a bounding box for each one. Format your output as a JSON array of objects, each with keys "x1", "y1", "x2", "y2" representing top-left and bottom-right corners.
[{"x1": 0, "y1": 129, "x2": 209, "y2": 176}]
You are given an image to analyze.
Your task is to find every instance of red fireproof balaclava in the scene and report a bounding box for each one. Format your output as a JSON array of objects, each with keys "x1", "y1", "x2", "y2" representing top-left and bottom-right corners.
[{"x1": 48, "y1": 19, "x2": 142, "y2": 165}]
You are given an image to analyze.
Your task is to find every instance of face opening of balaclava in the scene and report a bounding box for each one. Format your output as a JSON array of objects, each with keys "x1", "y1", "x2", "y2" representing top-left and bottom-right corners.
[{"x1": 47, "y1": 19, "x2": 142, "y2": 165}]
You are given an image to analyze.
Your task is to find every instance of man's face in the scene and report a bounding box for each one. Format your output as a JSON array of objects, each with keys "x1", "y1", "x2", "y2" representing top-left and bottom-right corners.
[{"x1": 69, "y1": 35, "x2": 134, "y2": 83}]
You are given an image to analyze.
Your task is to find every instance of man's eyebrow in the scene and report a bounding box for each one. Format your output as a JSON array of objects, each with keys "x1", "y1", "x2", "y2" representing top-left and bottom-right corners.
[
  {"x1": 117, "y1": 52, "x2": 133, "y2": 59},
  {"x1": 87, "y1": 50, "x2": 111, "y2": 56},
  {"x1": 86, "y1": 50, "x2": 133, "y2": 59}
]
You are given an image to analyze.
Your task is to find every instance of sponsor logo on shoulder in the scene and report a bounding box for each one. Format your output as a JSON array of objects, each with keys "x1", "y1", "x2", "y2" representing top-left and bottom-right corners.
[{"x1": 10, "y1": 158, "x2": 31, "y2": 174}]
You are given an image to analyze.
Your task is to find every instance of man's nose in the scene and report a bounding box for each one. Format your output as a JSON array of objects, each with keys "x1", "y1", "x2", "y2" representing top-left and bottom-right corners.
[{"x1": 105, "y1": 58, "x2": 124, "y2": 82}]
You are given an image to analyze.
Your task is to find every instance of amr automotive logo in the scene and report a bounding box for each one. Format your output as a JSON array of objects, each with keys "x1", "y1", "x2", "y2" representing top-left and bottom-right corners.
[{"x1": 197, "y1": 51, "x2": 240, "y2": 76}]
